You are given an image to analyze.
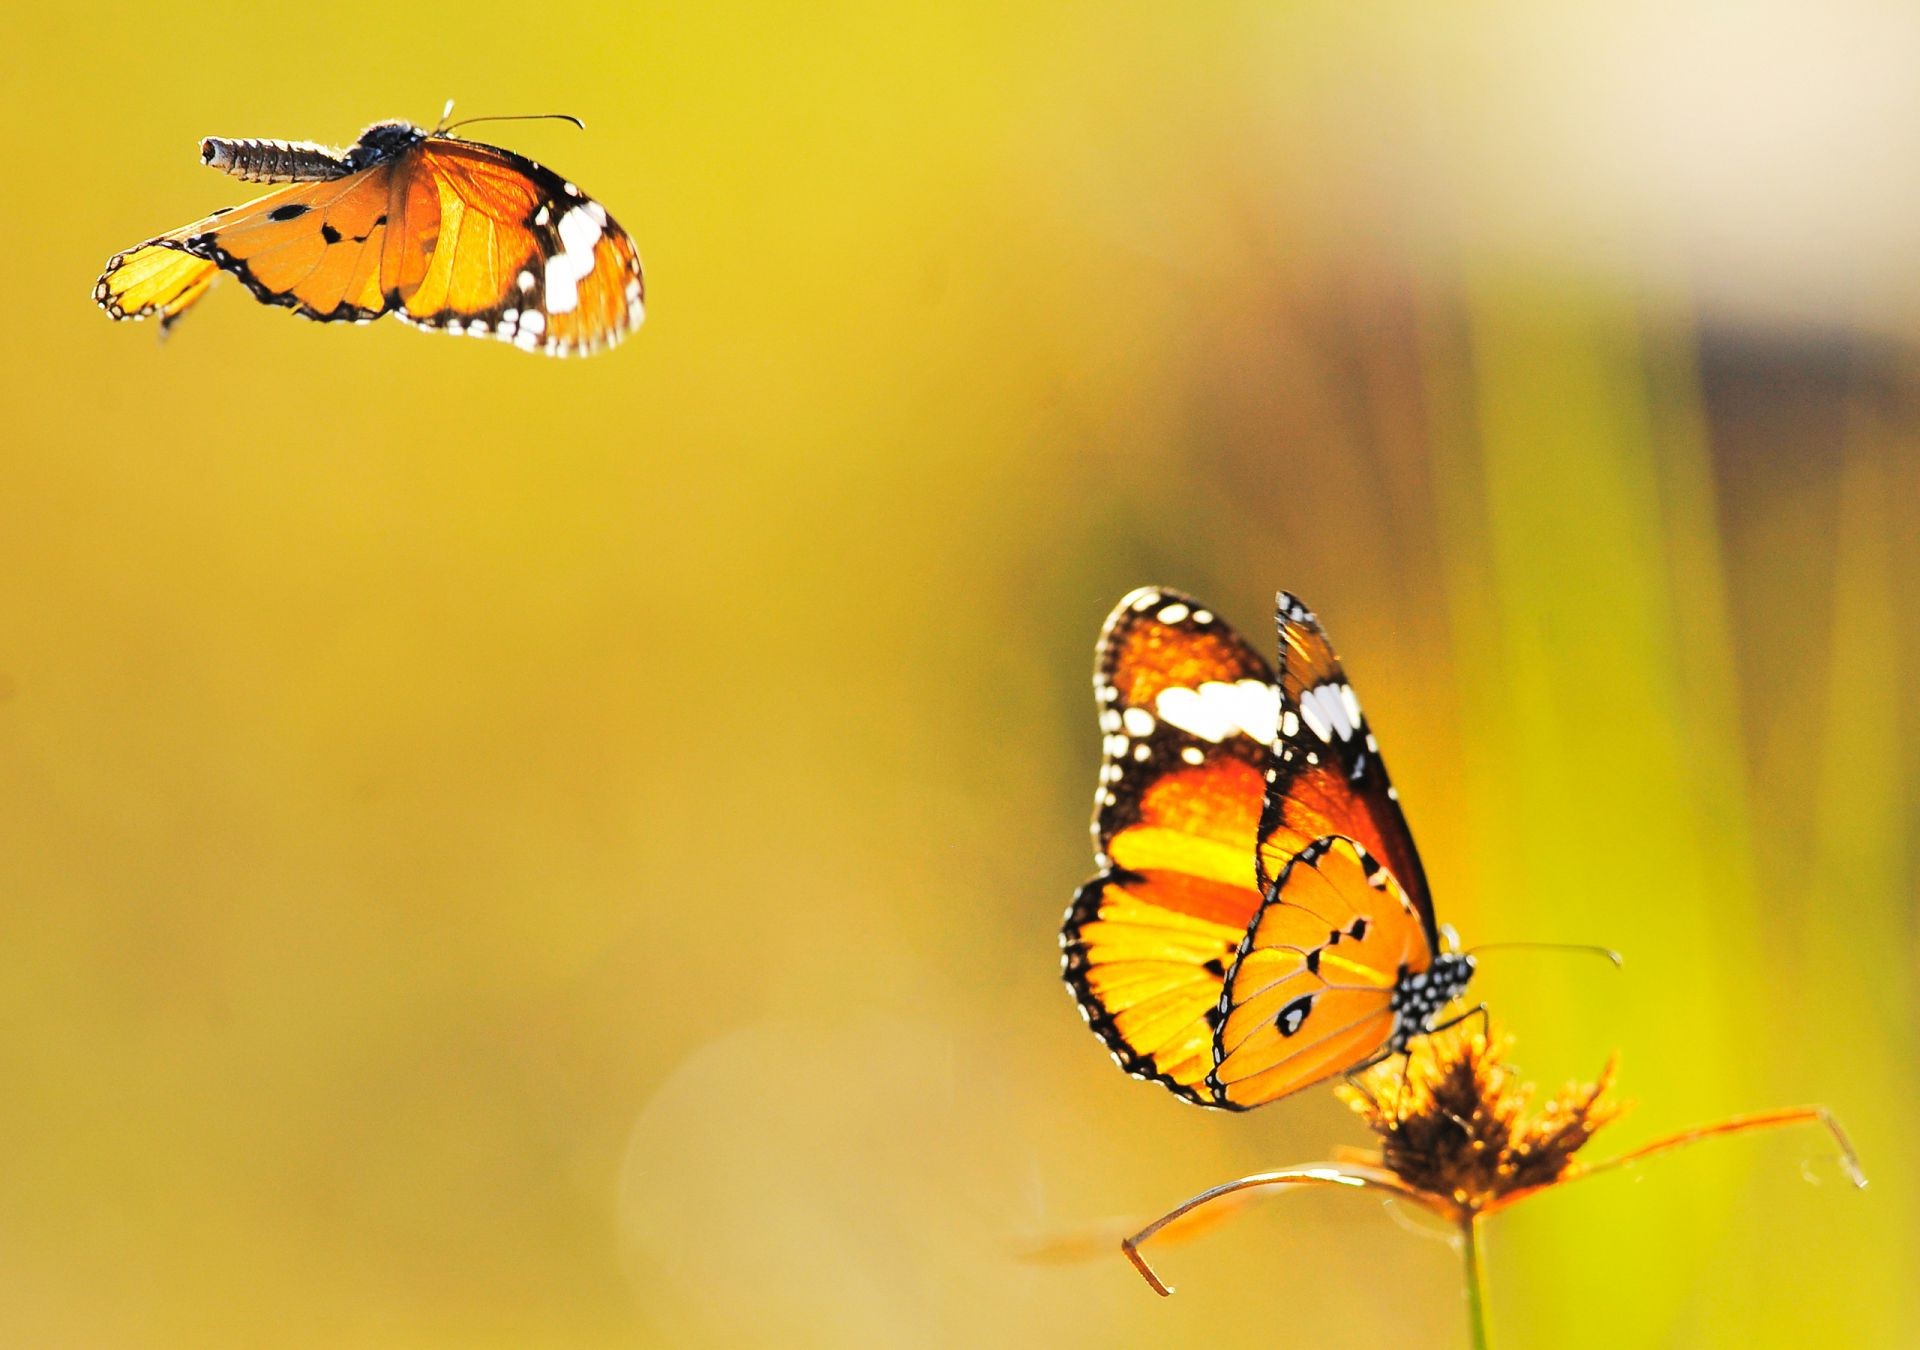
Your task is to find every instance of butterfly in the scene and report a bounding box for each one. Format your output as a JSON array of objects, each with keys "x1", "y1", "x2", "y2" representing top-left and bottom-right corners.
[
  {"x1": 94, "y1": 107, "x2": 644, "y2": 356},
  {"x1": 1061, "y1": 587, "x2": 1476, "y2": 1110}
]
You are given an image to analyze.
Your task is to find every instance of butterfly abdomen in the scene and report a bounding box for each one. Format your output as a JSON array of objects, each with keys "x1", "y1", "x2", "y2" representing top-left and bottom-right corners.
[{"x1": 200, "y1": 138, "x2": 349, "y2": 183}]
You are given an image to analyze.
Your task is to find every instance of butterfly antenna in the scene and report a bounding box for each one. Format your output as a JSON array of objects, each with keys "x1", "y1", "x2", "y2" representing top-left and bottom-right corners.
[
  {"x1": 1465, "y1": 941, "x2": 1624, "y2": 968},
  {"x1": 439, "y1": 111, "x2": 587, "y2": 136}
]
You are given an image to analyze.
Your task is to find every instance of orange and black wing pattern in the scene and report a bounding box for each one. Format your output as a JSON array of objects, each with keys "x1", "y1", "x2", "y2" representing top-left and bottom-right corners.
[
  {"x1": 95, "y1": 166, "x2": 398, "y2": 330},
  {"x1": 1255, "y1": 592, "x2": 1436, "y2": 948},
  {"x1": 1209, "y1": 835, "x2": 1430, "y2": 1108},
  {"x1": 96, "y1": 120, "x2": 644, "y2": 356},
  {"x1": 1063, "y1": 588, "x2": 1454, "y2": 1111},
  {"x1": 389, "y1": 139, "x2": 645, "y2": 355},
  {"x1": 1062, "y1": 587, "x2": 1281, "y2": 1106}
]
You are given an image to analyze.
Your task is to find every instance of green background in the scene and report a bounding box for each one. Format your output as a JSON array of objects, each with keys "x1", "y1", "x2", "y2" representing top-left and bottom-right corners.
[{"x1": 3, "y1": 2, "x2": 1913, "y2": 1344}]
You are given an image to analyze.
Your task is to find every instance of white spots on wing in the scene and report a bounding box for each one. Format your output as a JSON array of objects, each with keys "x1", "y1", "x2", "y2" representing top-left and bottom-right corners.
[
  {"x1": 1191, "y1": 609, "x2": 1213, "y2": 625},
  {"x1": 1297, "y1": 689, "x2": 1332, "y2": 741},
  {"x1": 1104, "y1": 735, "x2": 1128, "y2": 759},
  {"x1": 1340, "y1": 684, "x2": 1364, "y2": 734},
  {"x1": 517, "y1": 269, "x2": 536, "y2": 292},
  {"x1": 1099, "y1": 710, "x2": 1121, "y2": 733},
  {"x1": 543, "y1": 203, "x2": 605, "y2": 315},
  {"x1": 1180, "y1": 746, "x2": 1205, "y2": 766},
  {"x1": 1325, "y1": 687, "x2": 1355, "y2": 740},
  {"x1": 518, "y1": 309, "x2": 545, "y2": 336},
  {"x1": 1296, "y1": 681, "x2": 1360, "y2": 743},
  {"x1": 544, "y1": 259, "x2": 578, "y2": 313},
  {"x1": 1155, "y1": 679, "x2": 1280, "y2": 745},
  {"x1": 534, "y1": 204, "x2": 551, "y2": 226},
  {"x1": 1121, "y1": 707, "x2": 1156, "y2": 738},
  {"x1": 1130, "y1": 592, "x2": 1158, "y2": 612},
  {"x1": 564, "y1": 181, "x2": 581, "y2": 197},
  {"x1": 1132, "y1": 743, "x2": 1151, "y2": 762},
  {"x1": 466, "y1": 319, "x2": 485, "y2": 335},
  {"x1": 1156, "y1": 601, "x2": 1190, "y2": 625}
]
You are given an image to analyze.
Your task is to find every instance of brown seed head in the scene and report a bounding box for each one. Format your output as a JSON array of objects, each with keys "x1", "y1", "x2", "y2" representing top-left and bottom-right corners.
[{"x1": 1336, "y1": 1024, "x2": 1623, "y2": 1218}]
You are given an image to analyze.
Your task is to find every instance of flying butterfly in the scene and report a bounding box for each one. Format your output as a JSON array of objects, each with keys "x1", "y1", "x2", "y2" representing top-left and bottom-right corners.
[
  {"x1": 1061, "y1": 587, "x2": 1478, "y2": 1110},
  {"x1": 94, "y1": 105, "x2": 644, "y2": 356}
]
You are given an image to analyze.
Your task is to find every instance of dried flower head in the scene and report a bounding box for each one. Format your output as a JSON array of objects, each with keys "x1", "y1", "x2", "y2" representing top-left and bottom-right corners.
[
  {"x1": 1117, "y1": 1021, "x2": 1863, "y2": 1314},
  {"x1": 1336, "y1": 1023, "x2": 1621, "y2": 1219}
]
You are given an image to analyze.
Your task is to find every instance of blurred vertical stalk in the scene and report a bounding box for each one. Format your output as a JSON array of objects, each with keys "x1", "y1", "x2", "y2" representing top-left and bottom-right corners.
[
  {"x1": 1461, "y1": 1216, "x2": 1491, "y2": 1350},
  {"x1": 1420, "y1": 271, "x2": 1762, "y2": 1340},
  {"x1": 1802, "y1": 406, "x2": 1912, "y2": 1345}
]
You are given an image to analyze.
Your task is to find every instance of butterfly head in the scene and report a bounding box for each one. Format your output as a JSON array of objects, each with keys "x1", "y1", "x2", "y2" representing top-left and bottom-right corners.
[
  {"x1": 1388, "y1": 952, "x2": 1476, "y2": 1049},
  {"x1": 344, "y1": 121, "x2": 428, "y2": 170}
]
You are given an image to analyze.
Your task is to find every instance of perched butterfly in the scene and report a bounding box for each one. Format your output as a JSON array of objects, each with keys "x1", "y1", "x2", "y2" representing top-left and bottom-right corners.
[
  {"x1": 1061, "y1": 587, "x2": 1476, "y2": 1110},
  {"x1": 94, "y1": 107, "x2": 644, "y2": 356}
]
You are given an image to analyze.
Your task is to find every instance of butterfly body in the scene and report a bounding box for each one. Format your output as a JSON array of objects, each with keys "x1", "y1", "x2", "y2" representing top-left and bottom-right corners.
[
  {"x1": 1062, "y1": 588, "x2": 1473, "y2": 1110},
  {"x1": 96, "y1": 116, "x2": 644, "y2": 356}
]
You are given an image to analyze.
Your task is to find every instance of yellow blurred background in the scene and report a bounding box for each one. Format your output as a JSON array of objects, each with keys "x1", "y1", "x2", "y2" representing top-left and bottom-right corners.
[{"x1": 3, "y1": 2, "x2": 1915, "y2": 1345}]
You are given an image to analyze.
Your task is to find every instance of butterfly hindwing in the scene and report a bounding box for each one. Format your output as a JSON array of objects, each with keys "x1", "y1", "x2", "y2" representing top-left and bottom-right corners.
[
  {"x1": 95, "y1": 167, "x2": 395, "y2": 329},
  {"x1": 1256, "y1": 591, "x2": 1436, "y2": 947},
  {"x1": 1209, "y1": 835, "x2": 1430, "y2": 1109},
  {"x1": 1063, "y1": 870, "x2": 1249, "y2": 1101}
]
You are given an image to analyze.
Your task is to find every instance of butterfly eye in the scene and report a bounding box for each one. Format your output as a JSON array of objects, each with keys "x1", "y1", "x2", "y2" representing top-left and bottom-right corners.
[{"x1": 200, "y1": 139, "x2": 217, "y2": 163}]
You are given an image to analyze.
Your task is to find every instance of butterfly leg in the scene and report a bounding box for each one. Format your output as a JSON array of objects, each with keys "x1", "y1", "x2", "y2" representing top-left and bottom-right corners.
[
  {"x1": 1340, "y1": 1044, "x2": 1404, "y2": 1115},
  {"x1": 1424, "y1": 1002, "x2": 1489, "y2": 1041}
]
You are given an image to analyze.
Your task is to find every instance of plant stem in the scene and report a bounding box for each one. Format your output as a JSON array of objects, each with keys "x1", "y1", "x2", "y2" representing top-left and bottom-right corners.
[{"x1": 1461, "y1": 1215, "x2": 1490, "y2": 1350}]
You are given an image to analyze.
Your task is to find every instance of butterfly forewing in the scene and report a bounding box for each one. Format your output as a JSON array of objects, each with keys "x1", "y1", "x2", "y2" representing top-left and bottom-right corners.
[
  {"x1": 1089, "y1": 587, "x2": 1278, "y2": 868},
  {"x1": 393, "y1": 140, "x2": 644, "y2": 354},
  {"x1": 1255, "y1": 591, "x2": 1436, "y2": 946},
  {"x1": 1064, "y1": 587, "x2": 1285, "y2": 1107}
]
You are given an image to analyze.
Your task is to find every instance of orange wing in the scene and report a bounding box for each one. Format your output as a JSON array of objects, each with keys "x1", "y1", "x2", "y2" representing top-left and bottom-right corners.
[
  {"x1": 1063, "y1": 587, "x2": 1280, "y2": 1106},
  {"x1": 94, "y1": 166, "x2": 396, "y2": 330},
  {"x1": 389, "y1": 139, "x2": 645, "y2": 356},
  {"x1": 1209, "y1": 836, "x2": 1430, "y2": 1109},
  {"x1": 95, "y1": 126, "x2": 644, "y2": 356},
  {"x1": 1255, "y1": 592, "x2": 1436, "y2": 946},
  {"x1": 1063, "y1": 588, "x2": 1454, "y2": 1111}
]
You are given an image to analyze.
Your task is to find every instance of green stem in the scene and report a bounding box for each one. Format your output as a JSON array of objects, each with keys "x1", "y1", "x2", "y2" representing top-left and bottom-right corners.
[{"x1": 1461, "y1": 1215, "x2": 1490, "y2": 1350}]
